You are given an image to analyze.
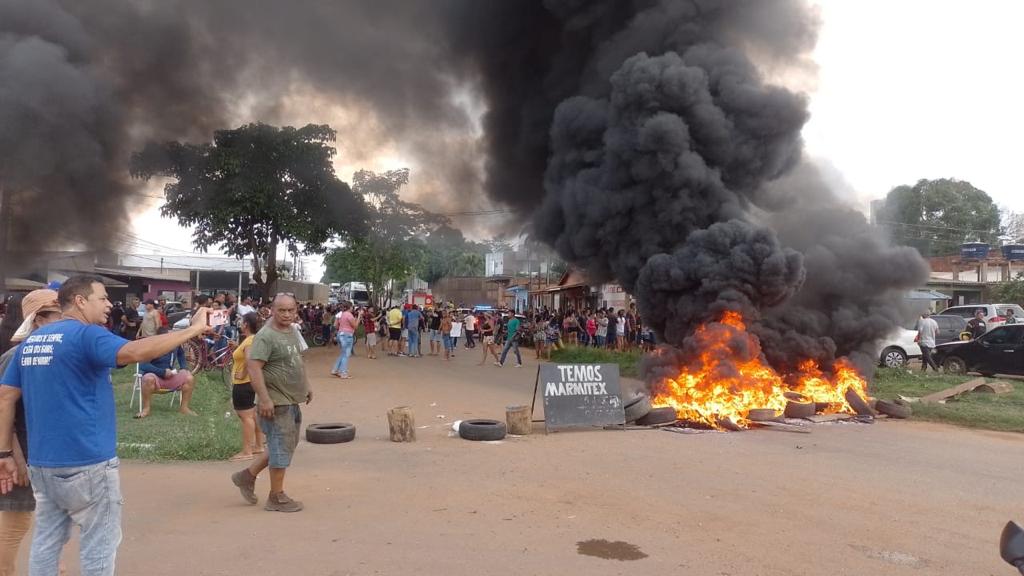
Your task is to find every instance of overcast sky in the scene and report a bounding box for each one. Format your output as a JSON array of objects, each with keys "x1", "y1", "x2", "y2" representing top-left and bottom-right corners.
[{"x1": 132, "y1": 0, "x2": 1024, "y2": 273}]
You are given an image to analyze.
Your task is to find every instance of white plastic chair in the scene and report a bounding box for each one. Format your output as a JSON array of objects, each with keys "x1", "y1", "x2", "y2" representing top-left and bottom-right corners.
[{"x1": 129, "y1": 364, "x2": 181, "y2": 411}]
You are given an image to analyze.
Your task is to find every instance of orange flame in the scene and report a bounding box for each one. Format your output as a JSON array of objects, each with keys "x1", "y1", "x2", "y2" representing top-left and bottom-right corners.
[{"x1": 651, "y1": 312, "x2": 869, "y2": 428}]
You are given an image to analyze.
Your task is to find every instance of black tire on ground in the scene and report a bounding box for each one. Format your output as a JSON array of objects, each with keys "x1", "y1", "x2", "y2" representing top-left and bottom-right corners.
[
  {"x1": 623, "y1": 394, "x2": 652, "y2": 423},
  {"x1": 943, "y1": 356, "x2": 967, "y2": 375},
  {"x1": 880, "y1": 347, "x2": 908, "y2": 368},
  {"x1": 875, "y1": 400, "x2": 912, "y2": 419},
  {"x1": 313, "y1": 332, "x2": 327, "y2": 346},
  {"x1": 305, "y1": 423, "x2": 356, "y2": 444},
  {"x1": 636, "y1": 407, "x2": 677, "y2": 426},
  {"x1": 459, "y1": 419, "x2": 507, "y2": 441}
]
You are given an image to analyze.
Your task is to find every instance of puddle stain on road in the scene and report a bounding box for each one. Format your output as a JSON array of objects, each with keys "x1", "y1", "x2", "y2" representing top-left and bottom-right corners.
[{"x1": 576, "y1": 539, "x2": 648, "y2": 561}]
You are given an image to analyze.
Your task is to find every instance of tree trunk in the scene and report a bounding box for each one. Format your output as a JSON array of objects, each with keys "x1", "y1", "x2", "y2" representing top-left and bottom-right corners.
[
  {"x1": 506, "y1": 405, "x2": 531, "y2": 435},
  {"x1": 387, "y1": 406, "x2": 415, "y2": 442}
]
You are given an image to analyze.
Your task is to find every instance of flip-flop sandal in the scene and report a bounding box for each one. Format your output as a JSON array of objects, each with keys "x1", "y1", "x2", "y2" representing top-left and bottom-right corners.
[
  {"x1": 228, "y1": 454, "x2": 254, "y2": 462},
  {"x1": 133, "y1": 413, "x2": 148, "y2": 419}
]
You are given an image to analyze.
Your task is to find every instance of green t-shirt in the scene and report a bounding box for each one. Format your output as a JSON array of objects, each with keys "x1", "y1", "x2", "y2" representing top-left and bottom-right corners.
[
  {"x1": 506, "y1": 317, "x2": 521, "y2": 336},
  {"x1": 249, "y1": 324, "x2": 308, "y2": 406}
]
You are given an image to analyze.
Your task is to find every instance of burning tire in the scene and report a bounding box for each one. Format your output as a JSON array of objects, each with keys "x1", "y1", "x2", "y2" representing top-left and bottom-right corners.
[
  {"x1": 747, "y1": 408, "x2": 779, "y2": 422},
  {"x1": 875, "y1": 400, "x2": 911, "y2": 419},
  {"x1": 306, "y1": 423, "x2": 356, "y2": 444},
  {"x1": 636, "y1": 407, "x2": 677, "y2": 426},
  {"x1": 783, "y1": 401, "x2": 815, "y2": 418},
  {"x1": 623, "y1": 393, "x2": 652, "y2": 423},
  {"x1": 879, "y1": 347, "x2": 908, "y2": 368},
  {"x1": 943, "y1": 356, "x2": 967, "y2": 375},
  {"x1": 459, "y1": 419, "x2": 507, "y2": 441}
]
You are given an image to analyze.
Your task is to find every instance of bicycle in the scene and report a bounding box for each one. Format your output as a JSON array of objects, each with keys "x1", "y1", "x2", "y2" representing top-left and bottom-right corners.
[{"x1": 183, "y1": 335, "x2": 237, "y2": 389}]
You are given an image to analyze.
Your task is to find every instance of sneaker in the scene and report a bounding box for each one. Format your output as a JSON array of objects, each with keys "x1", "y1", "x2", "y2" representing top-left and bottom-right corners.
[
  {"x1": 231, "y1": 469, "x2": 257, "y2": 505},
  {"x1": 494, "y1": 362, "x2": 503, "y2": 367},
  {"x1": 264, "y1": 491, "x2": 304, "y2": 512},
  {"x1": 515, "y1": 364, "x2": 522, "y2": 368}
]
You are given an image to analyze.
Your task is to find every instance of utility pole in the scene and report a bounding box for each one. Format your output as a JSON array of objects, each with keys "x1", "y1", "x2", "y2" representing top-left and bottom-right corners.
[{"x1": 0, "y1": 185, "x2": 7, "y2": 291}]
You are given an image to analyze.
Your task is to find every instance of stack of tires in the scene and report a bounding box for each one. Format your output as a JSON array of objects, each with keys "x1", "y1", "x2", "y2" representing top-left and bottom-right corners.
[{"x1": 623, "y1": 393, "x2": 676, "y2": 426}]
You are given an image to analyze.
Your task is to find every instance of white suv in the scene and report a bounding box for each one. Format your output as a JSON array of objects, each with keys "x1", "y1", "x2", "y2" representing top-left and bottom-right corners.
[
  {"x1": 938, "y1": 304, "x2": 1024, "y2": 331},
  {"x1": 876, "y1": 326, "x2": 922, "y2": 368}
]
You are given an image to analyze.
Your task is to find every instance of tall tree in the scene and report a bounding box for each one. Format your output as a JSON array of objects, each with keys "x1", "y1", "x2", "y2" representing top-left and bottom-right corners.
[
  {"x1": 879, "y1": 178, "x2": 1001, "y2": 256},
  {"x1": 131, "y1": 123, "x2": 366, "y2": 297},
  {"x1": 322, "y1": 169, "x2": 442, "y2": 306},
  {"x1": 416, "y1": 224, "x2": 486, "y2": 284}
]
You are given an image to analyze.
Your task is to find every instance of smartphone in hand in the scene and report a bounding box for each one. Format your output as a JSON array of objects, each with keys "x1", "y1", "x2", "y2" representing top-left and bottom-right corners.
[{"x1": 208, "y1": 310, "x2": 229, "y2": 328}]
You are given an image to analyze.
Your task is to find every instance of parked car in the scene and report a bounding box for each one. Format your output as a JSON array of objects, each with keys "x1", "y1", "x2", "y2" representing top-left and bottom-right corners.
[
  {"x1": 930, "y1": 314, "x2": 970, "y2": 344},
  {"x1": 164, "y1": 301, "x2": 190, "y2": 326},
  {"x1": 938, "y1": 304, "x2": 1024, "y2": 332},
  {"x1": 877, "y1": 326, "x2": 921, "y2": 368},
  {"x1": 932, "y1": 324, "x2": 1024, "y2": 376}
]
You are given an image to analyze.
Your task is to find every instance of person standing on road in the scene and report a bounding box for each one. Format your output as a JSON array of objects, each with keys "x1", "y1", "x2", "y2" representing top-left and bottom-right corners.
[
  {"x1": 917, "y1": 311, "x2": 941, "y2": 373},
  {"x1": 477, "y1": 313, "x2": 501, "y2": 365},
  {"x1": 463, "y1": 310, "x2": 477, "y2": 349},
  {"x1": 331, "y1": 302, "x2": 357, "y2": 379},
  {"x1": 0, "y1": 275, "x2": 212, "y2": 575},
  {"x1": 231, "y1": 294, "x2": 311, "y2": 513},
  {"x1": 496, "y1": 314, "x2": 523, "y2": 368},
  {"x1": 139, "y1": 299, "x2": 161, "y2": 339},
  {"x1": 440, "y1": 311, "x2": 454, "y2": 361},
  {"x1": 386, "y1": 306, "x2": 403, "y2": 356},
  {"x1": 406, "y1": 305, "x2": 423, "y2": 358},
  {"x1": 967, "y1": 309, "x2": 988, "y2": 339},
  {"x1": 229, "y1": 312, "x2": 267, "y2": 462},
  {"x1": 427, "y1": 308, "x2": 442, "y2": 356},
  {"x1": 362, "y1": 306, "x2": 378, "y2": 359}
]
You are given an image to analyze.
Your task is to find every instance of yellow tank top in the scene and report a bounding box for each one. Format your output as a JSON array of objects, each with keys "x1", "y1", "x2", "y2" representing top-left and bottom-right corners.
[{"x1": 232, "y1": 335, "x2": 254, "y2": 384}]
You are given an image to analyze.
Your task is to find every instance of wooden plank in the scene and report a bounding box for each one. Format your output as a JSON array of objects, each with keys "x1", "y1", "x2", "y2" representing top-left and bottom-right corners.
[
  {"x1": 804, "y1": 413, "x2": 854, "y2": 423},
  {"x1": 920, "y1": 377, "x2": 989, "y2": 404},
  {"x1": 749, "y1": 421, "x2": 812, "y2": 434},
  {"x1": 975, "y1": 381, "x2": 1014, "y2": 395}
]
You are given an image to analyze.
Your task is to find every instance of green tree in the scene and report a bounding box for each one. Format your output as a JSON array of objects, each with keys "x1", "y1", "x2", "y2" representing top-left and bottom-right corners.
[
  {"x1": 416, "y1": 224, "x2": 486, "y2": 284},
  {"x1": 991, "y1": 272, "x2": 1024, "y2": 304},
  {"x1": 322, "y1": 169, "x2": 441, "y2": 306},
  {"x1": 879, "y1": 178, "x2": 1001, "y2": 256},
  {"x1": 131, "y1": 123, "x2": 366, "y2": 297}
]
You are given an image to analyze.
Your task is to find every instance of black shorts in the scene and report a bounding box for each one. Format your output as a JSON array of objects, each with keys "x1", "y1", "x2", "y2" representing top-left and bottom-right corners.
[
  {"x1": 232, "y1": 383, "x2": 256, "y2": 411},
  {"x1": 389, "y1": 328, "x2": 401, "y2": 341}
]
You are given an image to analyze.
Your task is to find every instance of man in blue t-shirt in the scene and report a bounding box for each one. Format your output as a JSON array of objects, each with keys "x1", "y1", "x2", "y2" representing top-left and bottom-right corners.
[
  {"x1": 405, "y1": 305, "x2": 423, "y2": 358},
  {"x1": 0, "y1": 275, "x2": 212, "y2": 575}
]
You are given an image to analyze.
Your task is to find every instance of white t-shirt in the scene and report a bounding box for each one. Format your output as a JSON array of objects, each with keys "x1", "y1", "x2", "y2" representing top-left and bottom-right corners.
[
  {"x1": 917, "y1": 317, "x2": 939, "y2": 348},
  {"x1": 616, "y1": 318, "x2": 626, "y2": 336},
  {"x1": 464, "y1": 314, "x2": 477, "y2": 331},
  {"x1": 236, "y1": 304, "x2": 256, "y2": 317}
]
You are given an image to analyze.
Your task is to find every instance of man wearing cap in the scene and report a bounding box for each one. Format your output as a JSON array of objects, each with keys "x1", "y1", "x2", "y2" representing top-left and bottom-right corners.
[
  {"x1": 139, "y1": 299, "x2": 161, "y2": 339},
  {"x1": 0, "y1": 290, "x2": 63, "y2": 575},
  {"x1": 0, "y1": 274, "x2": 212, "y2": 575}
]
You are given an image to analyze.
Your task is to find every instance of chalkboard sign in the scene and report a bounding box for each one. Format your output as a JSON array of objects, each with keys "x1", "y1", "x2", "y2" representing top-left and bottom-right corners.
[{"x1": 537, "y1": 363, "x2": 624, "y2": 431}]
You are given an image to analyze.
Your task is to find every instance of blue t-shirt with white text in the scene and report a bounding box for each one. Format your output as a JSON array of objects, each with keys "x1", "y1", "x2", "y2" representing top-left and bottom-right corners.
[{"x1": 0, "y1": 320, "x2": 128, "y2": 467}]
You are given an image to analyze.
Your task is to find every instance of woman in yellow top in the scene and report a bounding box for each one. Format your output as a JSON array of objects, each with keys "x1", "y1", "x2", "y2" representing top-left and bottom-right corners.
[{"x1": 229, "y1": 312, "x2": 266, "y2": 462}]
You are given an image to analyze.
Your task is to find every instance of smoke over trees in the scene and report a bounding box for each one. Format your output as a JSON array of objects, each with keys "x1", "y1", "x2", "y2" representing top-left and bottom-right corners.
[{"x1": 0, "y1": 0, "x2": 928, "y2": 377}]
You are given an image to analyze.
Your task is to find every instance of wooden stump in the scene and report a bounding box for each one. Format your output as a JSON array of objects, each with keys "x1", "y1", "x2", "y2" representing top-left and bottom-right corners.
[
  {"x1": 506, "y1": 405, "x2": 531, "y2": 435},
  {"x1": 387, "y1": 406, "x2": 416, "y2": 442}
]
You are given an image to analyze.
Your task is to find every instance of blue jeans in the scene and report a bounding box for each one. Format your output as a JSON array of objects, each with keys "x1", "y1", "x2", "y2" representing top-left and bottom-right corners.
[
  {"x1": 499, "y1": 337, "x2": 521, "y2": 365},
  {"x1": 29, "y1": 458, "x2": 122, "y2": 576},
  {"x1": 407, "y1": 329, "x2": 420, "y2": 356},
  {"x1": 332, "y1": 333, "x2": 354, "y2": 375}
]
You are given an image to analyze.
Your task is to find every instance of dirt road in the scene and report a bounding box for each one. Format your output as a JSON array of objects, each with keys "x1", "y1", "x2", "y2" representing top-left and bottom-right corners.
[{"x1": 55, "y1": 344, "x2": 1024, "y2": 574}]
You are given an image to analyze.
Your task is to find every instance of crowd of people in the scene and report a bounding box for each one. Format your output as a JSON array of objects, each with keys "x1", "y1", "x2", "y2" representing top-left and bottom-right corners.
[{"x1": 311, "y1": 301, "x2": 654, "y2": 378}]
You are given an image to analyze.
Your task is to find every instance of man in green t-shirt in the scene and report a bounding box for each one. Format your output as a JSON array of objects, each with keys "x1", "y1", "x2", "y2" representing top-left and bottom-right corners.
[
  {"x1": 231, "y1": 294, "x2": 311, "y2": 512},
  {"x1": 496, "y1": 314, "x2": 523, "y2": 367}
]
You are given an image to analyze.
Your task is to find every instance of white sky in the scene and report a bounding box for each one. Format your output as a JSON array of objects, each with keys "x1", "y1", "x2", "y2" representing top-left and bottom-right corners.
[{"x1": 132, "y1": 1, "x2": 1024, "y2": 276}]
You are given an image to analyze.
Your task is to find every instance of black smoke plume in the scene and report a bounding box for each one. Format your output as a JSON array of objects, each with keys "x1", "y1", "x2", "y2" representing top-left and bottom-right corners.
[{"x1": 0, "y1": 0, "x2": 928, "y2": 380}]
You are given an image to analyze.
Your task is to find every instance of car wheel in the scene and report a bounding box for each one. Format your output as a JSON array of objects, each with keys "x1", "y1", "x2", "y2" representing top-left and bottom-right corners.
[
  {"x1": 459, "y1": 419, "x2": 507, "y2": 441},
  {"x1": 943, "y1": 356, "x2": 967, "y2": 375},
  {"x1": 306, "y1": 423, "x2": 356, "y2": 444},
  {"x1": 880, "y1": 347, "x2": 908, "y2": 368}
]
